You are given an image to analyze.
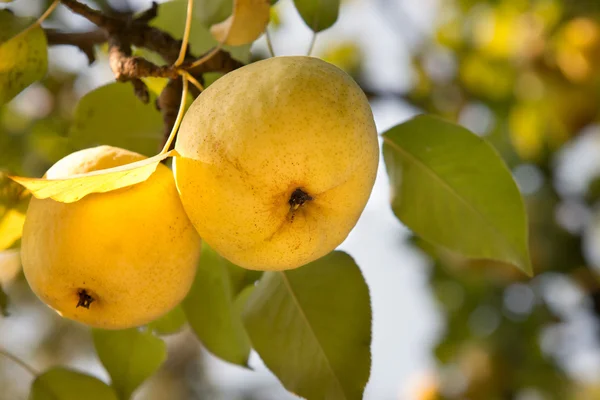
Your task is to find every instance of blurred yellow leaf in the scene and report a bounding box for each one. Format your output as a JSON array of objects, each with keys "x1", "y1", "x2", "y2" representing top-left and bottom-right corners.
[
  {"x1": 437, "y1": 17, "x2": 463, "y2": 50},
  {"x1": 0, "y1": 209, "x2": 25, "y2": 250},
  {"x1": 532, "y1": 0, "x2": 562, "y2": 29},
  {"x1": 553, "y1": 18, "x2": 600, "y2": 82},
  {"x1": 320, "y1": 42, "x2": 362, "y2": 76},
  {"x1": 459, "y1": 55, "x2": 515, "y2": 100},
  {"x1": 509, "y1": 103, "x2": 544, "y2": 160},
  {"x1": 210, "y1": 0, "x2": 270, "y2": 46},
  {"x1": 142, "y1": 77, "x2": 169, "y2": 95},
  {"x1": 472, "y1": 5, "x2": 519, "y2": 59},
  {"x1": 9, "y1": 150, "x2": 177, "y2": 203},
  {"x1": 563, "y1": 18, "x2": 599, "y2": 48},
  {"x1": 471, "y1": 3, "x2": 545, "y2": 61}
]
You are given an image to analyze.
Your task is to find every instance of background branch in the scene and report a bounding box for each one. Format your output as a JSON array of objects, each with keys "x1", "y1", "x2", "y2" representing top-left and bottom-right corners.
[{"x1": 45, "y1": 29, "x2": 107, "y2": 64}]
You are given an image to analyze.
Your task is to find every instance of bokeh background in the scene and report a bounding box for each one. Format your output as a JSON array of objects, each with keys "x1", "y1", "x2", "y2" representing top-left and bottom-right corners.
[{"x1": 3, "y1": 0, "x2": 600, "y2": 398}]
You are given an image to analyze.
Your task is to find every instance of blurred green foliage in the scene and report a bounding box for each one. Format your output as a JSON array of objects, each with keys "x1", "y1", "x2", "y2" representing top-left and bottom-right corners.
[
  {"x1": 3, "y1": 0, "x2": 600, "y2": 398},
  {"x1": 395, "y1": 0, "x2": 600, "y2": 398}
]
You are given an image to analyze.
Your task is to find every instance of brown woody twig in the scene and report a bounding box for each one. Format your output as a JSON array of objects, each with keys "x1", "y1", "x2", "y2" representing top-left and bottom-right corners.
[
  {"x1": 157, "y1": 78, "x2": 184, "y2": 146},
  {"x1": 48, "y1": 0, "x2": 244, "y2": 145}
]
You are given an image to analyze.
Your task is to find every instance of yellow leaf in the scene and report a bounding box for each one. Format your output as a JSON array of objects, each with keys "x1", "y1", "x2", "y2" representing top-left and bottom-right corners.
[
  {"x1": 0, "y1": 209, "x2": 26, "y2": 250},
  {"x1": 10, "y1": 150, "x2": 178, "y2": 203},
  {"x1": 210, "y1": 0, "x2": 270, "y2": 46}
]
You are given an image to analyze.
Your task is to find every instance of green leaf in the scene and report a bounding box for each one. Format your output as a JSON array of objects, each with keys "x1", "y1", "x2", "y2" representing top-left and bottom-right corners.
[
  {"x1": 382, "y1": 115, "x2": 532, "y2": 275},
  {"x1": 0, "y1": 285, "x2": 8, "y2": 316},
  {"x1": 293, "y1": 0, "x2": 340, "y2": 32},
  {"x1": 147, "y1": 305, "x2": 187, "y2": 335},
  {"x1": 151, "y1": 0, "x2": 251, "y2": 63},
  {"x1": 231, "y1": 284, "x2": 255, "y2": 348},
  {"x1": 182, "y1": 242, "x2": 258, "y2": 367},
  {"x1": 92, "y1": 329, "x2": 167, "y2": 400},
  {"x1": 194, "y1": 0, "x2": 233, "y2": 27},
  {"x1": 234, "y1": 284, "x2": 255, "y2": 318},
  {"x1": 29, "y1": 367, "x2": 118, "y2": 400},
  {"x1": 0, "y1": 10, "x2": 48, "y2": 105},
  {"x1": 243, "y1": 251, "x2": 371, "y2": 400},
  {"x1": 68, "y1": 83, "x2": 163, "y2": 157}
]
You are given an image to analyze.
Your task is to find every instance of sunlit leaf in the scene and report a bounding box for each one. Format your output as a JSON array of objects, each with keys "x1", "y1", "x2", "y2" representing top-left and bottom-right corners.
[
  {"x1": 147, "y1": 305, "x2": 187, "y2": 335},
  {"x1": 210, "y1": 0, "x2": 270, "y2": 46},
  {"x1": 382, "y1": 115, "x2": 532, "y2": 275},
  {"x1": 182, "y1": 242, "x2": 259, "y2": 367},
  {"x1": 0, "y1": 171, "x2": 30, "y2": 248},
  {"x1": 92, "y1": 329, "x2": 167, "y2": 400},
  {"x1": 29, "y1": 367, "x2": 118, "y2": 400},
  {"x1": 9, "y1": 150, "x2": 177, "y2": 203},
  {"x1": 0, "y1": 208, "x2": 25, "y2": 250},
  {"x1": 69, "y1": 83, "x2": 163, "y2": 157},
  {"x1": 151, "y1": 0, "x2": 251, "y2": 63},
  {"x1": 0, "y1": 11, "x2": 48, "y2": 105},
  {"x1": 293, "y1": 0, "x2": 340, "y2": 32},
  {"x1": 243, "y1": 251, "x2": 371, "y2": 400},
  {"x1": 141, "y1": 77, "x2": 168, "y2": 96}
]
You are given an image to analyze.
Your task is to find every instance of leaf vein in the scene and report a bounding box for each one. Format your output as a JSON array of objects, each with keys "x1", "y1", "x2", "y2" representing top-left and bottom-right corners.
[
  {"x1": 279, "y1": 271, "x2": 347, "y2": 399},
  {"x1": 382, "y1": 135, "x2": 523, "y2": 264}
]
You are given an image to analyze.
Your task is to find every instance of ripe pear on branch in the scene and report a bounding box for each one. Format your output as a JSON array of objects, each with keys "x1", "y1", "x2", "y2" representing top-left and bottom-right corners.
[
  {"x1": 21, "y1": 146, "x2": 201, "y2": 329},
  {"x1": 174, "y1": 56, "x2": 379, "y2": 271}
]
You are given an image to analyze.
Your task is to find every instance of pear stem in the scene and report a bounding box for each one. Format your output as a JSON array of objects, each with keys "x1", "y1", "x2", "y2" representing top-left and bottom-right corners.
[{"x1": 173, "y1": 0, "x2": 194, "y2": 67}]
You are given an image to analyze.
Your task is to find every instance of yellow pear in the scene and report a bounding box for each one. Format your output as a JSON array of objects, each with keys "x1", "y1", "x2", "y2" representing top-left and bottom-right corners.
[
  {"x1": 21, "y1": 146, "x2": 201, "y2": 329},
  {"x1": 174, "y1": 56, "x2": 379, "y2": 270}
]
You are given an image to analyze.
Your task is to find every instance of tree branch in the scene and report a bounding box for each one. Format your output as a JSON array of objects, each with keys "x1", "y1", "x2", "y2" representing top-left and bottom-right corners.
[
  {"x1": 108, "y1": 35, "x2": 158, "y2": 103},
  {"x1": 157, "y1": 78, "x2": 184, "y2": 147},
  {"x1": 52, "y1": 0, "x2": 244, "y2": 139},
  {"x1": 60, "y1": 0, "x2": 115, "y2": 30},
  {"x1": 55, "y1": 0, "x2": 243, "y2": 77},
  {"x1": 45, "y1": 29, "x2": 107, "y2": 64},
  {"x1": 135, "y1": 2, "x2": 159, "y2": 24}
]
